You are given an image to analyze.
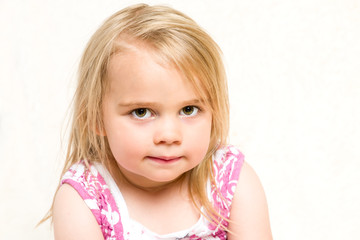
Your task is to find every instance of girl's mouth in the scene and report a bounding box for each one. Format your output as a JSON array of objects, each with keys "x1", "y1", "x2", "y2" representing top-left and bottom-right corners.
[{"x1": 147, "y1": 156, "x2": 182, "y2": 163}]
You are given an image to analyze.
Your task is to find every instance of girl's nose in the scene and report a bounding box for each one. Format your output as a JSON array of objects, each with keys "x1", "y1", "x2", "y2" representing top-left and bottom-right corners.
[{"x1": 153, "y1": 117, "x2": 182, "y2": 145}]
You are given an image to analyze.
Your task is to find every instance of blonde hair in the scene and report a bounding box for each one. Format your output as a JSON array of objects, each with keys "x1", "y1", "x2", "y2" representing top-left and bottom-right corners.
[{"x1": 44, "y1": 3, "x2": 230, "y2": 229}]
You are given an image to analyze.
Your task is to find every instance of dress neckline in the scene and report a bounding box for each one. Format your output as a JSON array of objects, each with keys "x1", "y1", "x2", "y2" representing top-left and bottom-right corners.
[{"x1": 94, "y1": 163, "x2": 211, "y2": 239}]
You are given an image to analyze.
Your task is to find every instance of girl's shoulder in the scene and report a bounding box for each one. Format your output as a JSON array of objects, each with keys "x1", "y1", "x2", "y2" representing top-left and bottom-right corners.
[
  {"x1": 211, "y1": 145, "x2": 272, "y2": 239},
  {"x1": 58, "y1": 161, "x2": 124, "y2": 239}
]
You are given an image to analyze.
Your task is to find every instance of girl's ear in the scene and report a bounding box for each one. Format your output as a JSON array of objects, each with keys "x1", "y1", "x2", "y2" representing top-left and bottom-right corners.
[{"x1": 95, "y1": 123, "x2": 106, "y2": 136}]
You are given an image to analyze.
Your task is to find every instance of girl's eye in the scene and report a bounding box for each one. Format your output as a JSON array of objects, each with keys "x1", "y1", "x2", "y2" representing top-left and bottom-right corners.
[
  {"x1": 180, "y1": 106, "x2": 199, "y2": 116},
  {"x1": 131, "y1": 108, "x2": 152, "y2": 119}
]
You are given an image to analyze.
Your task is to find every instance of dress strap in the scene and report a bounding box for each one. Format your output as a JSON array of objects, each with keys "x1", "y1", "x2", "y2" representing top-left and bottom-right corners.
[
  {"x1": 210, "y1": 145, "x2": 245, "y2": 229},
  {"x1": 61, "y1": 162, "x2": 124, "y2": 239}
]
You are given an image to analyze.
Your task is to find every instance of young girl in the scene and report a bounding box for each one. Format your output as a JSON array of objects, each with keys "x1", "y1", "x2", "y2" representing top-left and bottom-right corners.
[{"x1": 50, "y1": 4, "x2": 272, "y2": 239}]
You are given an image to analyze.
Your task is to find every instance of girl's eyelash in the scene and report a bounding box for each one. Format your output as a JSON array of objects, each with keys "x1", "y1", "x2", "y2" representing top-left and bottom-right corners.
[
  {"x1": 188, "y1": 105, "x2": 202, "y2": 112},
  {"x1": 193, "y1": 105, "x2": 202, "y2": 111}
]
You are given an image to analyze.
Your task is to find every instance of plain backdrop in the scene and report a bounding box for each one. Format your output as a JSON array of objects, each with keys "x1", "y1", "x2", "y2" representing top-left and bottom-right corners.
[{"x1": 0, "y1": 0, "x2": 359, "y2": 239}]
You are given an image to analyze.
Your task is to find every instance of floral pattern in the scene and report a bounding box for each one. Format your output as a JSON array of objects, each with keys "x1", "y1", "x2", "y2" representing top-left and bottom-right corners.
[
  {"x1": 61, "y1": 145, "x2": 244, "y2": 240},
  {"x1": 62, "y1": 164, "x2": 123, "y2": 239}
]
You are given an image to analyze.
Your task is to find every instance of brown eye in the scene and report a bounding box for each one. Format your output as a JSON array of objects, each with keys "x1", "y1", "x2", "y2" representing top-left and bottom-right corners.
[
  {"x1": 180, "y1": 106, "x2": 199, "y2": 116},
  {"x1": 132, "y1": 108, "x2": 151, "y2": 119}
]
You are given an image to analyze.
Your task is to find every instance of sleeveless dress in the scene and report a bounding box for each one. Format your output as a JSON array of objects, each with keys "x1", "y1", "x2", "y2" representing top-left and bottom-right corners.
[{"x1": 61, "y1": 145, "x2": 244, "y2": 240}]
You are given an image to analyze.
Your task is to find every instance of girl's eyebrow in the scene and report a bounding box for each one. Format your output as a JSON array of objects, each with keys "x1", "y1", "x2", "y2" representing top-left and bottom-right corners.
[
  {"x1": 117, "y1": 101, "x2": 161, "y2": 108},
  {"x1": 117, "y1": 99, "x2": 204, "y2": 108},
  {"x1": 182, "y1": 99, "x2": 203, "y2": 106}
]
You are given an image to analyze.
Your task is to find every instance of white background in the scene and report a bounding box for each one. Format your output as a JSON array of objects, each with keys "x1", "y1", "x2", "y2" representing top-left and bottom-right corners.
[{"x1": 0, "y1": 0, "x2": 359, "y2": 239}]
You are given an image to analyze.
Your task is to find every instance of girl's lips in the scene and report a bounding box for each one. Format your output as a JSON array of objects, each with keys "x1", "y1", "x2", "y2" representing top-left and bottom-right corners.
[{"x1": 147, "y1": 156, "x2": 182, "y2": 163}]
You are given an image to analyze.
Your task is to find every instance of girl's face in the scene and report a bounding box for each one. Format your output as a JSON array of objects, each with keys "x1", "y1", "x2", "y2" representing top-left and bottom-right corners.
[{"x1": 102, "y1": 43, "x2": 212, "y2": 188}]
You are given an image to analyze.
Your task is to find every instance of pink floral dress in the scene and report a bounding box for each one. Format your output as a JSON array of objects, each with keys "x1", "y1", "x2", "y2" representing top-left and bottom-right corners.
[{"x1": 61, "y1": 145, "x2": 244, "y2": 240}]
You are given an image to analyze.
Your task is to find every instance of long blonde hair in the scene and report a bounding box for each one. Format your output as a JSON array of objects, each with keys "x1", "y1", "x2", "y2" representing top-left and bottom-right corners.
[{"x1": 44, "y1": 3, "x2": 229, "y2": 228}]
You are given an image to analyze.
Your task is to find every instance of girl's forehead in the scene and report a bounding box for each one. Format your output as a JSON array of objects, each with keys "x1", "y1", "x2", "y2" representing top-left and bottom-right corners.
[{"x1": 107, "y1": 38, "x2": 210, "y2": 102}]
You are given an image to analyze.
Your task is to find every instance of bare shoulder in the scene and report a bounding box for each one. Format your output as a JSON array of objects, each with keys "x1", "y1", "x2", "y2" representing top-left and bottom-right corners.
[
  {"x1": 53, "y1": 184, "x2": 104, "y2": 240},
  {"x1": 228, "y1": 162, "x2": 273, "y2": 240}
]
